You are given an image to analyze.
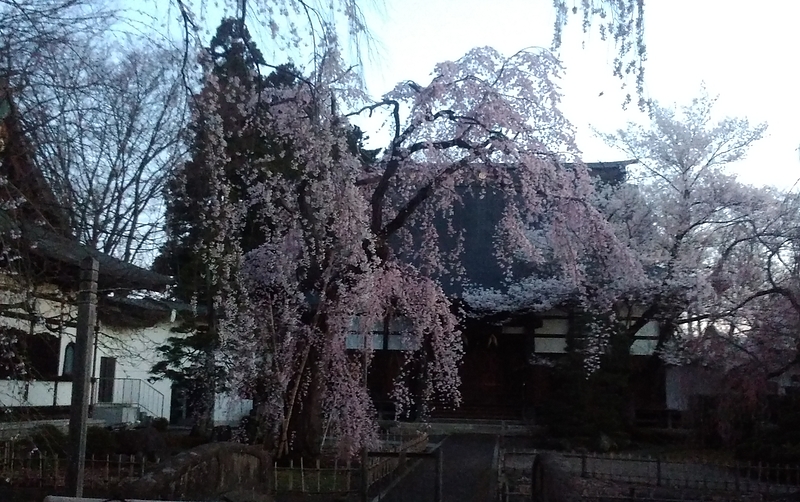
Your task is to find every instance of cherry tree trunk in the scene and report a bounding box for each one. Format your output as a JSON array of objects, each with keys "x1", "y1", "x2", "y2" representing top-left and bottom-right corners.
[{"x1": 287, "y1": 346, "x2": 325, "y2": 459}]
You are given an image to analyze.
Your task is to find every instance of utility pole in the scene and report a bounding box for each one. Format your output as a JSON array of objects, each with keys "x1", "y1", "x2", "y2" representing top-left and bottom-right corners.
[{"x1": 66, "y1": 256, "x2": 98, "y2": 497}]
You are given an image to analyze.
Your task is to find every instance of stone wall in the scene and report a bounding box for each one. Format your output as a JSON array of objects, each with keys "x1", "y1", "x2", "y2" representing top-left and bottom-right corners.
[{"x1": 116, "y1": 442, "x2": 272, "y2": 501}]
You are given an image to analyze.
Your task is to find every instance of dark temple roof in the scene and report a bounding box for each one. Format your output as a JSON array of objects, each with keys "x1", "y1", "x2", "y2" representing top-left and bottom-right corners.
[
  {"x1": 0, "y1": 210, "x2": 173, "y2": 292},
  {"x1": 396, "y1": 160, "x2": 638, "y2": 298},
  {"x1": 0, "y1": 82, "x2": 72, "y2": 237}
]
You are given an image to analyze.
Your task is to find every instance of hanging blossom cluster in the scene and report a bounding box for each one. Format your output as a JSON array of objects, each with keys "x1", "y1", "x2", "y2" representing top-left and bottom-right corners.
[
  {"x1": 358, "y1": 46, "x2": 635, "y2": 292},
  {"x1": 175, "y1": 0, "x2": 372, "y2": 82},
  {"x1": 324, "y1": 263, "x2": 461, "y2": 451},
  {"x1": 463, "y1": 169, "x2": 641, "y2": 363},
  {"x1": 353, "y1": 46, "x2": 641, "y2": 398}
]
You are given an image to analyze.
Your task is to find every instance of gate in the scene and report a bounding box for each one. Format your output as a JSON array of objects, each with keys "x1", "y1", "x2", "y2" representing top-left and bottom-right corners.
[{"x1": 361, "y1": 445, "x2": 443, "y2": 502}]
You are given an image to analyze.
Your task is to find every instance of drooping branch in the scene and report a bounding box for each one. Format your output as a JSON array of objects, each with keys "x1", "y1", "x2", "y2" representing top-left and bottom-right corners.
[{"x1": 378, "y1": 156, "x2": 474, "y2": 240}]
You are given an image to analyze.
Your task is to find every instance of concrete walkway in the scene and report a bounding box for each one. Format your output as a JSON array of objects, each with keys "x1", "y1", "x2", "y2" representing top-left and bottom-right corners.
[{"x1": 374, "y1": 434, "x2": 498, "y2": 502}]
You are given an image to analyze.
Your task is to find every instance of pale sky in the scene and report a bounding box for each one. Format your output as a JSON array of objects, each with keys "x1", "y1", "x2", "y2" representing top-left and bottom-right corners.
[
  {"x1": 156, "y1": 0, "x2": 800, "y2": 190},
  {"x1": 347, "y1": 0, "x2": 800, "y2": 190}
]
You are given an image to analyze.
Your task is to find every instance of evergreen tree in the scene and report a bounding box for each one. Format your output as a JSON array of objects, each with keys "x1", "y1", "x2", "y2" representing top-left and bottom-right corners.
[
  {"x1": 151, "y1": 18, "x2": 377, "y2": 433},
  {"x1": 151, "y1": 18, "x2": 294, "y2": 431},
  {"x1": 153, "y1": 19, "x2": 300, "y2": 302}
]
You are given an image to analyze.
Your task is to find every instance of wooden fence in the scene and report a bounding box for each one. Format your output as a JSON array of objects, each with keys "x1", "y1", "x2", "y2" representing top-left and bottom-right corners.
[
  {"x1": 273, "y1": 457, "x2": 354, "y2": 494},
  {"x1": 499, "y1": 449, "x2": 800, "y2": 501},
  {"x1": 365, "y1": 432, "x2": 428, "y2": 488},
  {"x1": 0, "y1": 432, "x2": 428, "y2": 495},
  {"x1": 0, "y1": 445, "x2": 154, "y2": 489},
  {"x1": 273, "y1": 432, "x2": 429, "y2": 494}
]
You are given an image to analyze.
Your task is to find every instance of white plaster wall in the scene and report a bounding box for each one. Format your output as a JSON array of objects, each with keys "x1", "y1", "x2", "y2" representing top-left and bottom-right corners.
[
  {"x1": 213, "y1": 392, "x2": 253, "y2": 426},
  {"x1": 0, "y1": 279, "x2": 184, "y2": 421},
  {"x1": 533, "y1": 315, "x2": 568, "y2": 354},
  {"x1": 537, "y1": 318, "x2": 569, "y2": 335},
  {"x1": 55, "y1": 380, "x2": 72, "y2": 405},
  {"x1": 0, "y1": 380, "x2": 68, "y2": 406},
  {"x1": 84, "y1": 321, "x2": 178, "y2": 420},
  {"x1": 0, "y1": 286, "x2": 73, "y2": 408},
  {"x1": 532, "y1": 315, "x2": 658, "y2": 356},
  {"x1": 0, "y1": 288, "x2": 70, "y2": 341},
  {"x1": 665, "y1": 366, "x2": 691, "y2": 411},
  {"x1": 534, "y1": 337, "x2": 568, "y2": 353},
  {"x1": 630, "y1": 321, "x2": 659, "y2": 356},
  {"x1": 345, "y1": 332, "x2": 384, "y2": 350}
]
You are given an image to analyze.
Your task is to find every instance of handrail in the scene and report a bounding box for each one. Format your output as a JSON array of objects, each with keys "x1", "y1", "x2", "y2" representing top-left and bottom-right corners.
[{"x1": 91, "y1": 377, "x2": 166, "y2": 419}]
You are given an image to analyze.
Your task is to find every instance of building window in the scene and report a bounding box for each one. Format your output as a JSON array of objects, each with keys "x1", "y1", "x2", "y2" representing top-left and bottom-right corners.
[
  {"x1": 62, "y1": 342, "x2": 75, "y2": 376},
  {"x1": 345, "y1": 317, "x2": 418, "y2": 351}
]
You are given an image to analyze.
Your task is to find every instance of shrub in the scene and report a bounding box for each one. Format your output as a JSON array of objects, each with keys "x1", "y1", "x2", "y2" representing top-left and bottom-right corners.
[
  {"x1": 117, "y1": 426, "x2": 166, "y2": 456},
  {"x1": 86, "y1": 426, "x2": 119, "y2": 457},
  {"x1": 27, "y1": 424, "x2": 67, "y2": 456},
  {"x1": 163, "y1": 432, "x2": 208, "y2": 453},
  {"x1": 736, "y1": 439, "x2": 800, "y2": 464},
  {"x1": 152, "y1": 417, "x2": 169, "y2": 432}
]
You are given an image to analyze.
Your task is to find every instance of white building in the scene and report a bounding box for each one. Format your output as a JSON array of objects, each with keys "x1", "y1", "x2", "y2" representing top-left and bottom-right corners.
[{"x1": 0, "y1": 82, "x2": 191, "y2": 429}]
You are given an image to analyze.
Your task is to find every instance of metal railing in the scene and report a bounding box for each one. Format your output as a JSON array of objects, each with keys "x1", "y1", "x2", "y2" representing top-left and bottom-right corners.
[
  {"x1": 0, "y1": 379, "x2": 72, "y2": 407},
  {"x1": 90, "y1": 378, "x2": 165, "y2": 419},
  {"x1": 499, "y1": 448, "x2": 800, "y2": 500}
]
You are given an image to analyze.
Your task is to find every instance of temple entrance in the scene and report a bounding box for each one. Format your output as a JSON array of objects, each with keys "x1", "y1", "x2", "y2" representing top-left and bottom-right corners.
[{"x1": 433, "y1": 329, "x2": 528, "y2": 420}]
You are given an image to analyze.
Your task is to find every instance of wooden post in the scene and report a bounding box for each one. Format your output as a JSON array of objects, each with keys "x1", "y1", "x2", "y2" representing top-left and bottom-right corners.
[
  {"x1": 333, "y1": 458, "x2": 338, "y2": 491},
  {"x1": 66, "y1": 256, "x2": 98, "y2": 497},
  {"x1": 656, "y1": 457, "x2": 662, "y2": 487},
  {"x1": 434, "y1": 447, "x2": 443, "y2": 502},
  {"x1": 301, "y1": 457, "x2": 306, "y2": 493},
  {"x1": 360, "y1": 447, "x2": 369, "y2": 502}
]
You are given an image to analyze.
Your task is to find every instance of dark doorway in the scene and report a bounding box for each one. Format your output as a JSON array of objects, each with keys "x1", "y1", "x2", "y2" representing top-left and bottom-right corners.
[
  {"x1": 459, "y1": 331, "x2": 527, "y2": 417},
  {"x1": 426, "y1": 327, "x2": 528, "y2": 420},
  {"x1": 169, "y1": 382, "x2": 189, "y2": 425},
  {"x1": 98, "y1": 356, "x2": 116, "y2": 403}
]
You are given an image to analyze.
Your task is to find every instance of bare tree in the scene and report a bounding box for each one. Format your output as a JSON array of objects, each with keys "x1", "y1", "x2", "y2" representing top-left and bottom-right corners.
[
  {"x1": 18, "y1": 40, "x2": 188, "y2": 265},
  {"x1": 2, "y1": 1, "x2": 187, "y2": 266},
  {"x1": 0, "y1": 1, "x2": 184, "y2": 408},
  {"x1": 1, "y1": 0, "x2": 114, "y2": 77}
]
